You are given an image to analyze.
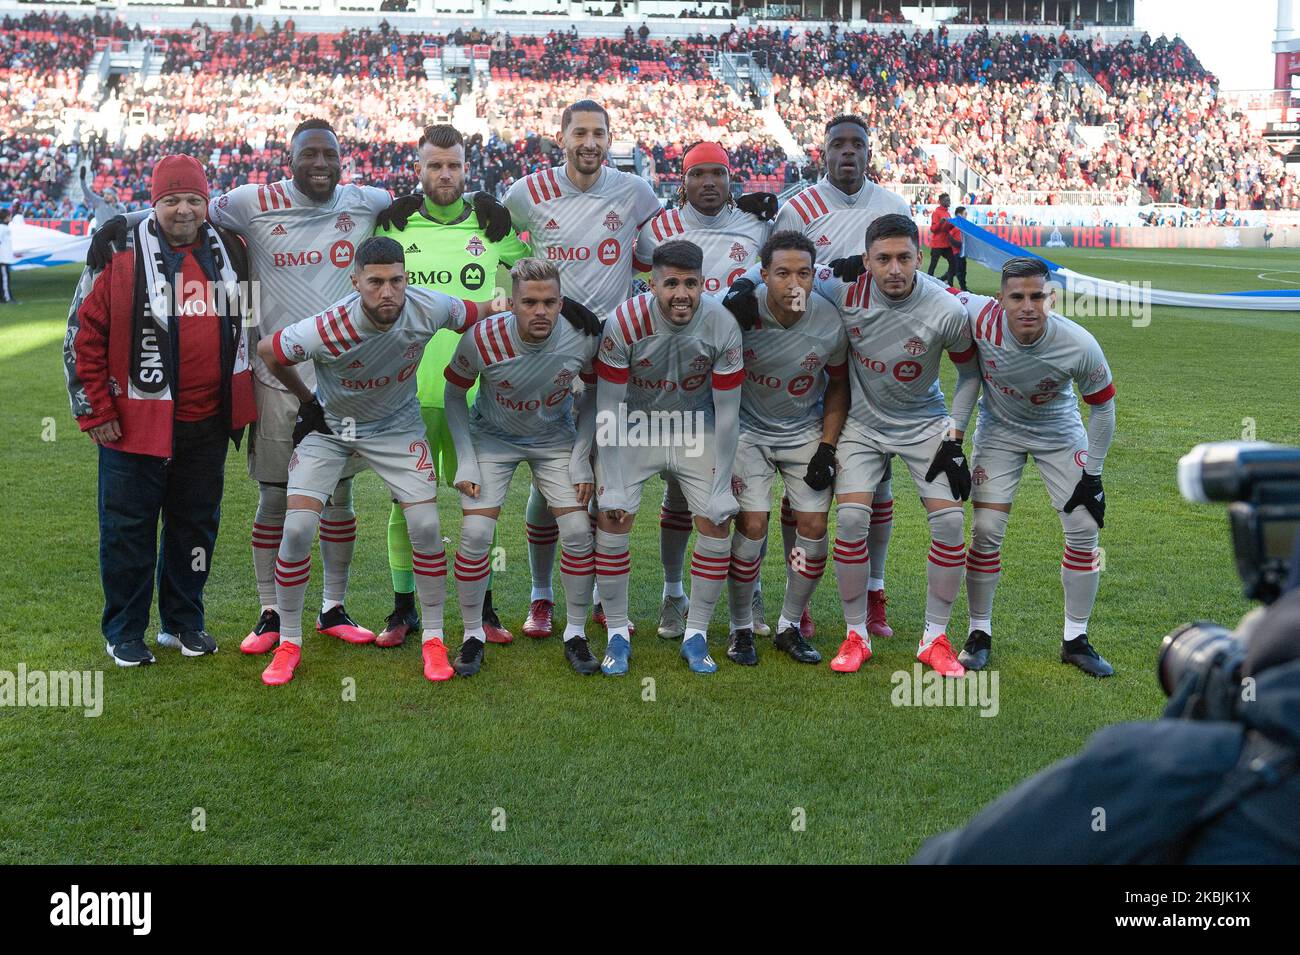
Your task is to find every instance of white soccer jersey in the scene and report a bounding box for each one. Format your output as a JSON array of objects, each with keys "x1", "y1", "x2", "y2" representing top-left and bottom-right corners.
[
  {"x1": 634, "y1": 203, "x2": 772, "y2": 296},
  {"x1": 207, "y1": 178, "x2": 392, "y2": 389},
  {"x1": 740, "y1": 284, "x2": 848, "y2": 447},
  {"x1": 814, "y1": 267, "x2": 974, "y2": 445},
  {"x1": 594, "y1": 291, "x2": 744, "y2": 421},
  {"x1": 952, "y1": 290, "x2": 1116, "y2": 450},
  {"x1": 272, "y1": 286, "x2": 472, "y2": 438},
  {"x1": 773, "y1": 177, "x2": 912, "y2": 263},
  {"x1": 444, "y1": 312, "x2": 598, "y2": 449},
  {"x1": 503, "y1": 164, "x2": 662, "y2": 317}
]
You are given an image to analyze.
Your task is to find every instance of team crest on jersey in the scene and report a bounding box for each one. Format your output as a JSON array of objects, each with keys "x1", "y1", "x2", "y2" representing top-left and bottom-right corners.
[
  {"x1": 728, "y1": 242, "x2": 748, "y2": 263},
  {"x1": 972, "y1": 466, "x2": 988, "y2": 486},
  {"x1": 637, "y1": 358, "x2": 653, "y2": 367},
  {"x1": 904, "y1": 336, "x2": 927, "y2": 356},
  {"x1": 1037, "y1": 377, "x2": 1058, "y2": 391},
  {"x1": 347, "y1": 359, "x2": 364, "y2": 369},
  {"x1": 335, "y1": 213, "x2": 355, "y2": 233},
  {"x1": 554, "y1": 369, "x2": 575, "y2": 387},
  {"x1": 724, "y1": 347, "x2": 742, "y2": 366},
  {"x1": 690, "y1": 355, "x2": 710, "y2": 371},
  {"x1": 292, "y1": 343, "x2": 306, "y2": 360},
  {"x1": 731, "y1": 475, "x2": 747, "y2": 495},
  {"x1": 603, "y1": 211, "x2": 623, "y2": 231},
  {"x1": 601, "y1": 336, "x2": 616, "y2": 353},
  {"x1": 403, "y1": 343, "x2": 420, "y2": 359},
  {"x1": 1089, "y1": 365, "x2": 1107, "y2": 384},
  {"x1": 217, "y1": 195, "x2": 229, "y2": 209},
  {"x1": 288, "y1": 451, "x2": 300, "y2": 470},
  {"x1": 801, "y1": 352, "x2": 821, "y2": 371},
  {"x1": 270, "y1": 224, "x2": 287, "y2": 236},
  {"x1": 545, "y1": 218, "x2": 560, "y2": 230},
  {"x1": 465, "y1": 236, "x2": 486, "y2": 257},
  {"x1": 815, "y1": 235, "x2": 831, "y2": 247}
]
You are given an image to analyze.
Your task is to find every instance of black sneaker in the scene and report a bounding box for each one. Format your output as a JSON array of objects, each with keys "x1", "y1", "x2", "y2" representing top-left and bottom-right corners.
[
  {"x1": 958, "y1": 630, "x2": 991, "y2": 671},
  {"x1": 726, "y1": 628, "x2": 758, "y2": 666},
  {"x1": 564, "y1": 636, "x2": 601, "y2": 675},
  {"x1": 453, "y1": 638, "x2": 484, "y2": 677},
  {"x1": 106, "y1": 638, "x2": 155, "y2": 667},
  {"x1": 159, "y1": 629, "x2": 218, "y2": 656},
  {"x1": 1061, "y1": 634, "x2": 1114, "y2": 677},
  {"x1": 773, "y1": 625, "x2": 821, "y2": 664}
]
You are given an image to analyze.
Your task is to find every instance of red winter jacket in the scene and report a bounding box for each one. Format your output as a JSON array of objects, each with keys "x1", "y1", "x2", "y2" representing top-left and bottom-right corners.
[
  {"x1": 929, "y1": 204, "x2": 951, "y2": 250},
  {"x1": 71, "y1": 244, "x2": 256, "y2": 458}
]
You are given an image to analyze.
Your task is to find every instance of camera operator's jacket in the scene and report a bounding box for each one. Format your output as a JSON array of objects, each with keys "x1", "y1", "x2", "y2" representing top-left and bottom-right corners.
[
  {"x1": 64, "y1": 217, "x2": 256, "y2": 459},
  {"x1": 912, "y1": 595, "x2": 1300, "y2": 864}
]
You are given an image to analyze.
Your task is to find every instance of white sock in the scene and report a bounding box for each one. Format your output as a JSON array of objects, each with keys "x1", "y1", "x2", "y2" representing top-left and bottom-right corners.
[
  {"x1": 920, "y1": 621, "x2": 947, "y2": 648},
  {"x1": 531, "y1": 585, "x2": 554, "y2": 602},
  {"x1": 262, "y1": 605, "x2": 276, "y2": 614},
  {"x1": 684, "y1": 628, "x2": 706, "y2": 643},
  {"x1": 868, "y1": 577, "x2": 885, "y2": 592},
  {"x1": 322, "y1": 599, "x2": 342, "y2": 613},
  {"x1": 563, "y1": 624, "x2": 586, "y2": 642},
  {"x1": 969, "y1": 616, "x2": 992, "y2": 635},
  {"x1": 592, "y1": 581, "x2": 602, "y2": 605},
  {"x1": 460, "y1": 626, "x2": 484, "y2": 645},
  {"x1": 422, "y1": 628, "x2": 445, "y2": 644},
  {"x1": 663, "y1": 580, "x2": 685, "y2": 600},
  {"x1": 1064, "y1": 617, "x2": 1089, "y2": 642},
  {"x1": 777, "y1": 615, "x2": 797, "y2": 633}
]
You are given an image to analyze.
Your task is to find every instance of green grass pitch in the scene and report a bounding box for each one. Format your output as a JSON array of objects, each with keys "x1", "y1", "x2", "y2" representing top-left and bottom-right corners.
[{"x1": 1, "y1": 247, "x2": 1296, "y2": 863}]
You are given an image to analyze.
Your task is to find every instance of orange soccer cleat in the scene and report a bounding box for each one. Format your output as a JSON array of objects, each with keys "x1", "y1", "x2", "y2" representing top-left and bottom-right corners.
[
  {"x1": 241, "y1": 609, "x2": 280, "y2": 655},
  {"x1": 830, "y1": 630, "x2": 872, "y2": 673},
  {"x1": 316, "y1": 605, "x2": 375, "y2": 644},
  {"x1": 422, "y1": 638, "x2": 455, "y2": 682},
  {"x1": 261, "y1": 642, "x2": 302, "y2": 686},
  {"x1": 917, "y1": 634, "x2": 966, "y2": 678}
]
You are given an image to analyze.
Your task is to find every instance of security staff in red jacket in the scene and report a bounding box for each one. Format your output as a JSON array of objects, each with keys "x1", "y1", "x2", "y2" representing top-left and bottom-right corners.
[
  {"x1": 67, "y1": 154, "x2": 256, "y2": 666},
  {"x1": 927, "y1": 192, "x2": 954, "y2": 279}
]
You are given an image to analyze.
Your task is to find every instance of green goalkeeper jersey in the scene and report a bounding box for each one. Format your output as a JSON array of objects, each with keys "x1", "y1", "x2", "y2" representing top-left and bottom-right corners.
[{"x1": 375, "y1": 194, "x2": 531, "y2": 407}]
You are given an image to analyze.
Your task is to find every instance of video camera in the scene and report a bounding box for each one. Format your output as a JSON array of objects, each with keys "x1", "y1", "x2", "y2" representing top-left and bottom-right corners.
[{"x1": 1157, "y1": 442, "x2": 1300, "y2": 720}]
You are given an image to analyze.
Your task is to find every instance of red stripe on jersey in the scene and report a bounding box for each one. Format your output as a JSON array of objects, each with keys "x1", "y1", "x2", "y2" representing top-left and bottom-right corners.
[
  {"x1": 337, "y1": 307, "x2": 362, "y2": 346},
  {"x1": 949, "y1": 345, "x2": 976, "y2": 364},
  {"x1": 809, "y1": 188, "x2": 830, "y2": 216},
  {"x1": 791, "y1": 193, "x2": 811, "y2": 225},
  {"x1": 595, "y1": 358, "x2": 629, "y2": 384},
  {"x1": 525, "y1": 175, "x2": 542, "y2": 205},
  {"x1": 472, "y1": 322, "x2": 492, "y2": 365},
  {"x1": 485, "y1": 320, "x2": 508, "y2": 362},
  {"x1": 256, "y1": 187, "x2": 268, "y2": 212},
  {"x1": 976, "y1": 301, "x2": 994, "y2": 340},
  {"x1": 712, "y1": 368, "x2": 744, "y2": 390},
  {"x1": 546, "y1": 169, "x2": 561, "y2": 197},
  {"x1": 993, "y1": 306, "x2": 1004, "y2": 345},
  {"x1": 326, "y1": 310, "x2": 351, "y2": 353},
  {"x1": 272, "y1": 182, "x2": 290, "y2": 208},
  {"x1": 444, "y1": 366, "x2": 476, "y2": 390},
  {"x1": 271, "y1": 329, "x2": 290, "y2": 365},
  {"x1": 615, "y1": 304, "x2": 632, "y2": 344},
  {"x1": 634, "y1": 295, "x2": 653, "y2": 338},
  {"x1": 497, "y1": 317, "x2": 517, "y2": 358},
  {"x1": 1083, "y1": 382, "x2": 1116, "y2": 405},
  {"x1": 672, "y1": 210, "x2": 683, "y2": 234},
  {"x1": 316, "y1": 315, "x2": 341, "y2": 356},
  {"x1": 650, "y1": 215, "x2": 663, "y2": 242}
]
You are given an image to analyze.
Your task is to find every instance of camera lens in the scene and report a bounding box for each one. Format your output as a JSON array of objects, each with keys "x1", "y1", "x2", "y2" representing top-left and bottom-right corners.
[{"x1": 1157, "y1": 621, "x2": 1239, "y2": 696}]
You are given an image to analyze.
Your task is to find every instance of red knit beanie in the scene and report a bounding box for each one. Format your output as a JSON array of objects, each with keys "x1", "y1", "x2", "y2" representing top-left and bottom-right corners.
[{"x1": 151, "y1": 154, "x2": 210, "y2": 203}]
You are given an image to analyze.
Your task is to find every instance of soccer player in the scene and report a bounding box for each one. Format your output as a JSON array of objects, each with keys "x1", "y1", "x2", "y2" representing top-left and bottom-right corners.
[
  {"x1": 632, "y1": 140, "x2": 775, "y2": 640},
  {"x1": 502, "y1": 99, "x2": 662, "y2": 639},
  {"x1": 593, "y1": 239, "x2": 744, "y2": 675},
  {"x1": 254, "y1": 236, "x2": 481, "y2": 686},
  {"x1": 726, "y1": 231, "x2": 848, "y2": 666},
  {"x1": 375, "y1": 123, "x2": 531, "y2": 649},
  {"x1": 772, "y1": 115, "x2": 913, "y2": 640},
  {"x1": 947, "y1": 257, "x2": 1117, "y2": 677},
  {"x1": 728, "y1": 214, "x2": 979, "y2": 675},
  {"x1": 443, "y1": 258, "x2": 602, "y2": 677}
]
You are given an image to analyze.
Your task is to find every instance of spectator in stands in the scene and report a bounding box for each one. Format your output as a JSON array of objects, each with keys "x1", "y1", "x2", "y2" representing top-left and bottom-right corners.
[{"x1": 80, "y1": 167, "x2": 127, "y2": 232}]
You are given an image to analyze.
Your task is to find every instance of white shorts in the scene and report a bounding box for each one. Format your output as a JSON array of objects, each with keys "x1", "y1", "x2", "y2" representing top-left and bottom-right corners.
[
  {"x1": 288, "y1": 427, "x2": 436, "y2": 505},
  {"x1": 461, "y1": 433, "x2": 580, "y2": 511},
  {"x1": 972, "y1": 440, "x2": 1089, "y2": 511},
  {"x1": 247, "y1": 379, "x2": 298, "y2": 483},
  {"x1": 836, "y1": 425, "x2": 957, "y2": 501},
  {"x1": 734, "y1": 434, "x2": 832, "y2": 514},
  {"x1": 595, "y1": 440, "x2": 718, "y2": 517}
]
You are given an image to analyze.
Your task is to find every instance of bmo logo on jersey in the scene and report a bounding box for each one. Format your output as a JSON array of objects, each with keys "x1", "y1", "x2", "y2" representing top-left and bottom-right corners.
[
  {"x1": 893, "y1": 360, "x2": 923, "y2": 382},
  {"x1": 545, "y1": 238, "x2": 621, "y2": 266},
  {"x1": 272, "y1": 240, "x2": 354, "y2": 269}
]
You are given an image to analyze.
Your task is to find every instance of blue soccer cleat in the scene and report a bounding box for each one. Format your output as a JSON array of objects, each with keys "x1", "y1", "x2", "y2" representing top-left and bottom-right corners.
[
  {"x1": 680, "y1": 633, "x2": 718, "y2": 674},
  {"x1": 601, "y1": 634, "x2": 631, "y2": 676}
]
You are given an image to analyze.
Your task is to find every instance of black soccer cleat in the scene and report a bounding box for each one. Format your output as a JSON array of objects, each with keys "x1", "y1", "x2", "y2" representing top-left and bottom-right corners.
[
  {"x1": 1061, "y1": 634, "x2": 1114, "y2": 677},
  {"x1": 958, "y1": 630, "x2": 991, "y2": 671},
  {"x1": 773, "y1": 625, "x2": 822, "y2": 664},
  {"x1": 564, "y1": 636, "x2": 601, "y2": 675},
  {"x1": 106, "y1": 638, "x2": 155, "y2": 667},
  {"x1": 726, "y1": 628, "x2": 758, "y2": 666},
  {"x1": 453, "y1": 638, "x2": 484, "y2": 677}
]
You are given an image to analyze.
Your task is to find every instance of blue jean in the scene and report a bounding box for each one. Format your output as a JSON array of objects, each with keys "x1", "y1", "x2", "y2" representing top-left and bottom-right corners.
[{"x1": 98, "y1": 417, "x2": 228, "y2": 646}]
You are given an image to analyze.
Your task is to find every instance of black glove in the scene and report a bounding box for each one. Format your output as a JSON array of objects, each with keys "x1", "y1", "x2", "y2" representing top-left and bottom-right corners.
[
  {"x1": 472, "y1": 191, "x2": 513, "y2": 242},
  {"x1": 79, "y1": 166, "x2": 87, "y2": 181},
  {"x1": 291, "y1": 399, "x2": 331, "y2": 448},
  {"x1": 924, "y1": 438, "x2": 972, "y2": 501},
  {"x1": 829, "y1": 255, "x2": 867, "y2": 283},
  {"x1": 736, "y1": 191, "x2": 778, "y2": 222},
  {"x1": 559, "y1": 296, "x2": 600, "y2": 336},
  {"x1": 803, "y1": 441, "x2": 837, "y2": 492},
  {"x1": 87, "y1": 214, "x2": 128, "y2": 270},
  {"x1": 722, "y1": 277, "x2": 760, "y2": 329},
  {"x1": 1064, "y1": 471, "x2": 1105, "y2": 528},
  {"x1": 375, "y1": 193, "x2": 424, "y2": 232}
]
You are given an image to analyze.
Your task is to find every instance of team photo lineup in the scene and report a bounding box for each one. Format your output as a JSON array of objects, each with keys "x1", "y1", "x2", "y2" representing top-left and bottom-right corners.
[
  {"x1": 68, "y1": 105, "x2": 1116, "y2": 686},
  {"x1": 5, "y1": 1, "x2": 1300, "y2": 881}
]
